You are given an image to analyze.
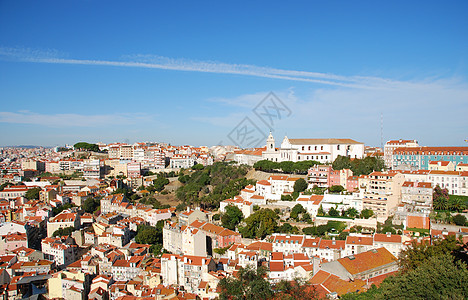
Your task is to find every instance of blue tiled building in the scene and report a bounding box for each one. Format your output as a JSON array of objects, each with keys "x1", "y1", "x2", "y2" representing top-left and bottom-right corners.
[{"x1": 393, "y1": 147, "x2": 468, "y2": 170}]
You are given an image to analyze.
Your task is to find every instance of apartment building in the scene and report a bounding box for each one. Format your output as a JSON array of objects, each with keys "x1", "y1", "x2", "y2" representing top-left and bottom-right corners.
[
  {"x1": 401, "y1": 181, "x2": 432, "y2": 212},
  {"x1": 163, "y1": 222, "x2": 207, "y2": 256},
  {"x1": 46, "y1": 211, "x2": 80, "y2": 237},
  {"x1": 160, "y1": 254, "x2": 216, "y2": 293},
  {"x1": 361, "y1": 171, "x2": 405, "y2": 219},
  {"x1": 384, "y1": 139, "x2": 419, "y2": 169},
  {"x1": 41, "y1": 237, "x2": 77, "y2": 268},
  {"x1": 393, "y1": 147, "x2": 468, "y2": 170}
]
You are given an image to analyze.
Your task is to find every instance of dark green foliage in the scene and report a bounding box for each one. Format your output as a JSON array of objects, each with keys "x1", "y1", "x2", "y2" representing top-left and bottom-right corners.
[
  {"x1": 176, "y1": 162, "x2": 254, "y2": 209},
  {"x1": 191, "y1": 163, "x2": 204, "y2": 170},
  {"x1": 301, "y1": 212, "x2": 312, "y2": 223},
  {"x1": 139, "y1": 197, "x2": 171, "y2": 209},
  {"x1": 176, "y1": 203, "x2": 187, "y2": 211},
  {"x1": 301, "y1": 221, "x2": 346, "y2": 237},
  {"x1": 360, "y1": 209, "x2": 374, "y2": 219},
  {"x1": 135, "y1": 222, "x2": 164, "y2": 256},
  {"x1": 328, "y1": 185, "x2": 344, "y2": 194},
  {"x1": 74, "y1": 142, "x2": 100, "y2": 152},
  {"x1": 52, "y1": 226, "x2": 75, "y2": 237},
  {"x1": 221, "y1": 205, "x2": 244, "y2": 230},
  {"x1": 214, "y1": 246, "x2": 230, "y2": 255},
  {"x1": 317, "y1": 205, "x2": 325, "y2": 216},
  {"x1": 398, "y1": 235, "x2": 463, "y2": 273},
  {"x1": 52, "y1": 203, "x2": 76, "y2": 216},
  {"x1": 25, "y1": 187, "x2": 41, "y2": 200},
  {"x1": 218, "y1": 266, "x2": 273, "y2": 300},
  {"x1": 278, "y1": 222, "x2": 299, "y2": 234},
  {"x1": 293, "y1": 178, "x2": 308, "y2": 193},
  {"x1": 0, "y1": 182, "x2": 9, "y2": 191},
  {"x1": 239, "y1": 209, "x2": 278, "y2": 239},
  {"x1": 328, "y1": 207, "x2": 339, "y2": 216},
  {"x1": 332, "y1": 155, "x2": 384, "y2": 176},
  {"x1": 253, "y1": 160, "x2": 321, "y2": 174},
  {"x1": 433, "y1": 185, "x2": 450, "y2": 210},
  {"x1": 304, "y1": 185, "x2": 326, "y2": 195},
  {"x1": 302, "y1": 227, "x2": 317, "y2": 235},
  {"x1": 434, "y1": 189, "x2": 468, "y2": 212},
  {"x1": 290, "y1": 204, "x2": 306, "y2": 221},
  {"x1": 453, "y1": 214, "x2": 467, "y2": 226},
  {"x1": 212, "y1": 213, "x2": 221, "y2": 221},
  {"x1": 281, "y1": 194, "x2": 294, "y2": 201},
  {"x1": 344, "y1": 207, "x2": 359, "y2": 218},
  {"x1": 343, "y1": 234, "x2": 468, "y2": 299},
  {"x1": 82, "y1": 196, "x2": 101, "y2": 213},
  {"x1": 326, "y1": 220, "x2": 347, "y2": 232},
  {"x1": 153, "y1": 175, "x2": 170, "y2": 192}
]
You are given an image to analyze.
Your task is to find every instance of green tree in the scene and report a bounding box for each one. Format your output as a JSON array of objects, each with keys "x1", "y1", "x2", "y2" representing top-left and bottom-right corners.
[
  {"x1": 153, "y1": 176, "x2": 170, "y2": 192},
  {"x1": 239, "y1": 209, "x2": 278, "y2": 239},
  {"x1": 82, "y1": 196, "x2": 101, "y2": 214},
  {"x1": 449, "y1": 195, "x2": 467, "y2": 212},
  {"x1": 453, "y1": 214, "x2": 467, "y2": 226},
  {"x1": 328, "y1": 185, "x2": 344, "y2": 194},
  {"x1": 290, "y1": 204, "x2": 306, "y2": 221},
  {"x1": 328, "y1": 207, "x2": 339, "y2": 217},
  {"x1": 302, "y1": 226, "x2": 317, "y2": 235},
  {"x1": 360, "y1": 209, "x2": 374, "y2": 219},
  {"x1": 278, "y1": 222, "x2": 299, "y2": 234},
  {"x1": 398, "y1": 235, "x2": 462, "y2": 273},
  {"x1": 74, "y1": 142, "x2": 100, "y2": 152},
  {"x1": 293, "y1": 178, "x2": 308, "y2": 194},
  {"x1": 376, "y1": 254, "x2": 468, "y2": 299},
  {"x1": 317, "y1": 205, "x2": 325, "y2": 216},
  {"x1": 332, "y1": 155, "x2": 352, "y2": 171},
  {"x1": 433, "y1": 185, "x2": 449, "y2": 210},
  {"x1": 345, "y1": 207, "x2": 359, "y2": 218},
  {"x1": 218, "y1": 266, "x2": 273, "y2": 300},
  {"x1": 191, "y1": 163, "x2": 204, "y2": 170},
  {"x1": 52, "y1": 226, "x2": 75, "y2": 237},
  {"x1": 222, "y1": 205, "x2": 244, "y2": 230},
  {"x1": 25, "y1": 187, "x2": 41, "y2": 200},
  {"x1": 135, "y1": 223, "x2": 164, "y2": 246}
]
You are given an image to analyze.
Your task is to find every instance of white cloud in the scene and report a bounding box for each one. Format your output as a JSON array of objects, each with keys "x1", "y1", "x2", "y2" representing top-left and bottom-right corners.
[
  {"x1": 0, "y1": 46, "x2": 445, "y2": 90},
  {"x1": 195, "y1": 79, "x2": 468, "y2": 146},
  {"x1": 0, "y1": 111, "x2": 155, "y2": 127}
]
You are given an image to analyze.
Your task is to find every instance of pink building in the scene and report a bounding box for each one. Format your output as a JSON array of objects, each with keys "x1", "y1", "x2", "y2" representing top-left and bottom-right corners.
[
  {"x1": 308, "y1": 165, "x2": 332, "y2": 188},
  {"x1": 347, "y1": 176, "x2": 359, "y2": 192},
  {"x1": 0, "y1": 232, "x2": 28, "y2": 254}
]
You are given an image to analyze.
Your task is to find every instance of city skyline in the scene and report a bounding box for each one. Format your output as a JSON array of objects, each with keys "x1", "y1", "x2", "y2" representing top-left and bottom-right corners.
[{"x1": 1, "y1": 1, "x2": 467, "y2": 147}]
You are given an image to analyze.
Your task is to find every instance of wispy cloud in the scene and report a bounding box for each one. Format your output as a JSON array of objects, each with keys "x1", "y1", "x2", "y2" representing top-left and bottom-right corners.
[
  {"x1": 198, "y1": 81, "x2": 468, "y2": 146},
  {"x1": 0, "y1": 46, "x2": 440, "y2": 90},
  {"x1": 0, "y1": 111, "x2": 155, "y2": 127}
]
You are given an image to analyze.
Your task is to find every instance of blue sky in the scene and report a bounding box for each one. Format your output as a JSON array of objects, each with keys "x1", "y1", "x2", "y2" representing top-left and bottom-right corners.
[{"x1": 0, "y1": 1, "x2": 467, "y2": 147}]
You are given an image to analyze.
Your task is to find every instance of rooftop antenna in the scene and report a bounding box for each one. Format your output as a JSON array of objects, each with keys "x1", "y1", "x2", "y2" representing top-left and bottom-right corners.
[{"x1": 380, "y1": 113, "x2": 384, "y2": 150}]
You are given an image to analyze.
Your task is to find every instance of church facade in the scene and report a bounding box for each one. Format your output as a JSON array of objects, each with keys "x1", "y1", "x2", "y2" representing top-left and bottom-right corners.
[{"x1": 262, "y1": 132, "x2": 365, "y2": 164}]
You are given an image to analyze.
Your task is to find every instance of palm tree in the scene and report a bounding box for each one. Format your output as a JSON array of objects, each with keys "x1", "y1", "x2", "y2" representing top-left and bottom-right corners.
[{"x1": 433, "y1": 196, "x2": 448, "y2": 211}]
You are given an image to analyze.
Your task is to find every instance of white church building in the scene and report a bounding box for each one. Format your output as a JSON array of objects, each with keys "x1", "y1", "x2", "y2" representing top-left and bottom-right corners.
[{"x1": 262, "y1": 133, "x2": 365, "y2": 164}]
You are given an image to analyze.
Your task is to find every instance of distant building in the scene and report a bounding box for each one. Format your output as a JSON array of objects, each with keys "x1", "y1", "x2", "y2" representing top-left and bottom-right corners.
[
  {"x1": 262, "y1": 133, "x2": 365, "y2": 164},
  {"x1": 384, "y1": 139, "x2": 419, "y2": 169},
  {"x1": 393, "y1": 147, "x2": 468, "y2": 170}
]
